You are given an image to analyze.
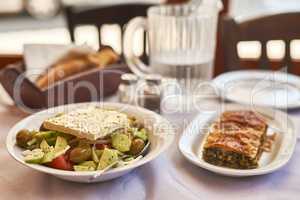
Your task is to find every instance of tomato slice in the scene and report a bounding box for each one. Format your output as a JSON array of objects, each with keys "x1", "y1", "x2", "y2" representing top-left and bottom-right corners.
[{"x1": 49, "y1": 155, "x2": 73, "y2": 171}]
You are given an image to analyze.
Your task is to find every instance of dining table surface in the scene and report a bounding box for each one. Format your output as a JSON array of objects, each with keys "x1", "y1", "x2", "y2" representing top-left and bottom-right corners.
[{"x1": 1, "y1": 96, "x2": 300, "y2": 200}]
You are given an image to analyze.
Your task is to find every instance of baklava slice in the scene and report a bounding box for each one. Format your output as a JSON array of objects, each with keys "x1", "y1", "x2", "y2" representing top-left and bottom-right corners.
[{"x1": 202, "y1": 111, "x2": 267, "y2": 169}]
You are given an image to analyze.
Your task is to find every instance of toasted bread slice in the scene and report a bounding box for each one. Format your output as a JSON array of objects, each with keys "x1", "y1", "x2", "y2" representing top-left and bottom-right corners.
[{"x1": 43, "y1": 107, "x2": 130, "y2": 141}]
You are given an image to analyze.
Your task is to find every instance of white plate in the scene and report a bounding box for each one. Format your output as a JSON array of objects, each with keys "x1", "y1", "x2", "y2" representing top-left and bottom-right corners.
[
  {"x1": 6, "y1": 102, "x2": 175, "y2": 183},
  {"x1": 179, "y1": 104, "x2": 296, "y2": 177},
  {"x1": 213, "y1": 70, "x2": 300, "y2": 109}
]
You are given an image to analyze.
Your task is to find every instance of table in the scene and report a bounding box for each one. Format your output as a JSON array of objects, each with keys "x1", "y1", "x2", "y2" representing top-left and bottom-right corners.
[{"x1": 0, "y1": 100, "x2": 300, "y2": 200}]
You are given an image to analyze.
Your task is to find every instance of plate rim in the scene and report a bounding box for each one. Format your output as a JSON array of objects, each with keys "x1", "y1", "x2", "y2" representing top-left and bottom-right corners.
[
  {"x1": 213, "y1": 70, "x2": 300, "y2": 109},
  {"x1": 178, "y1": 103, "x2": 297, "y2": 177},
  {"x1": 6, "y1": 102, "x2": 175, "y2": 178}
]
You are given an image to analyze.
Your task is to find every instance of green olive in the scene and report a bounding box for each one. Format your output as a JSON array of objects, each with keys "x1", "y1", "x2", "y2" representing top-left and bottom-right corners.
[
  {"x1": 129, "y1": 138, "x2": 145, "y2": 155},
  {"x1": 16, "y1": 129, "x2": 33, "y2": 148},
  {"x1": 69, "y1": 147, "x2": 92, "y2": 163},
  {"x1": 68, "y1": 138, "x2": 79, "y2": 148}
]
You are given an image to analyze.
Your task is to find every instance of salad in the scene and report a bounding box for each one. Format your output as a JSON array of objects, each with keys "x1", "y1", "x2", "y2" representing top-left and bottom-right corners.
[{"x1": 15, "y1": 107, "x2": 150, "y2": 172}]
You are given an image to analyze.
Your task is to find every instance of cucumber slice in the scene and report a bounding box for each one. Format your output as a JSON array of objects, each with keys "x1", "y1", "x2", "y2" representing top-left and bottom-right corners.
[
  {"x1": 35, "y1": 131, "x2": 58, "y2": 146},
  {"x1": 55, "y1": 136, "x2": 68, "y2": 151},
  {"x1": 74, "y1": 165, "x2": 95, "y2": 171},
  {"x1": 111, "y1": 134, "x2": 132, "y2": 152},
  {"x1": 42, "y1": 151, "x2": 56, "y2": 163},
  {"x1": 40, "y1": 139, "x2": 53, "y2": 153},
  {"x1": 35, "y1": 131, "x2": 57, "y2": 139},
  {"x1": 42, "y1": 145, "x2": 70, "y2": 163},
  {"x1": 97, "y1": 148, "x2": 119, "y2": 170},
  {"x1": 134, "y1": 129, "x2": 148, "y2": 141},
  {"x1": 95, "y1": 149, "x2": 103, "y2": 158},
  {"x1": 124, "y1": 156, "x2": 135, "y2": 162},
  {"x1": 80, "y1": 161, "x2": 97, "y2": 169},
  {"x1": 46, "y1": 137, "x2": 57, "y2": 146},
  {"x1": 24, "y1": 149, "x2": 44, "y2": 164},
  {"x1": 92, "y1": 147, "x2": 99, "y2": 163}
]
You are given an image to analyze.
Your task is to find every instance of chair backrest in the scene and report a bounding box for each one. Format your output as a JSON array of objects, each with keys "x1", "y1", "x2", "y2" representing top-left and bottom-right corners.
[
  {"x1": 221, "y1": 12, "x2": 300, "y2": 73},
  {"x1": 65, "y1": 4, "x2": 153, "y2": 54}
]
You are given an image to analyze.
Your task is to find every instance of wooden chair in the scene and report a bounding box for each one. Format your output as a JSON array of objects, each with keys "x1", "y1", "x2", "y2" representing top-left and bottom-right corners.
[
  {"x1": 0, "y1": 54, "x2": 23, "y2": 69},
  {"x1": 213, "y1": 0, "x2": 230, "y2": 76},
  {"x1": 220, "y1": 12, "x2": 300, "y2": 75},
  {"x1": 65, "y1": 4, "x2": 153, "y2": 56}
]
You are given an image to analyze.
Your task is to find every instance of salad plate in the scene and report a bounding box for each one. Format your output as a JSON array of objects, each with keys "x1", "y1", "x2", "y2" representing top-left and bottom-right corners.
[
  {"x1": 179, "y1": 103, "x2": 296, "y2": 177},
  {"x1": 6, "y1": 102, "x2": 175, "y2": 183},
  {"x1": 213, "y1": 70, "x2": 300, "y2": 109}
]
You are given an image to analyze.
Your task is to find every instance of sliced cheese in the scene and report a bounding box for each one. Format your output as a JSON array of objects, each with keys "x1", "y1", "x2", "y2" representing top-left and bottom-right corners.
[{"x1": 43, "y1": 106, "x2": 130, "y2": 141}]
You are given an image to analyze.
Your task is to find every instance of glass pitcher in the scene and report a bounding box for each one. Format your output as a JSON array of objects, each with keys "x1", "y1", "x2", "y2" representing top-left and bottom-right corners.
[{"x1": 123, "y1": 1, "x2": 222, "y2": 112}]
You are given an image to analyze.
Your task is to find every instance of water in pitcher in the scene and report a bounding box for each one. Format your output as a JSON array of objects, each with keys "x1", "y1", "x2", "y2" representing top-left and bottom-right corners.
[
  {"x1": 151, "y1": 53, "x2": 214, "y2": 94},
  {"x1": 150, "y1": 52, "x2": 215, "y2": 112}
]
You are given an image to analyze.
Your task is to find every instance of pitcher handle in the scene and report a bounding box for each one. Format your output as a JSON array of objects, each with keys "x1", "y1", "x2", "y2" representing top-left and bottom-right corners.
[{"x1": 123, "y1": 17, "x2": 151, "y2": 77}]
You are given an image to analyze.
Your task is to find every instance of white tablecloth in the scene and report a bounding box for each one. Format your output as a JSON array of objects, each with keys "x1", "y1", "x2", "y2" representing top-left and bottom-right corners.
[{"x1": 1, "y1": 102, "x2": 300, "y2": 200}]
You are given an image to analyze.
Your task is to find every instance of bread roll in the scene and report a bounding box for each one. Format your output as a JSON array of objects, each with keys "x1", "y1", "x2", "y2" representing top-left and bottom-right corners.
[{"x1": 35, "y1": 48, "x2": 119, "y2": 90}]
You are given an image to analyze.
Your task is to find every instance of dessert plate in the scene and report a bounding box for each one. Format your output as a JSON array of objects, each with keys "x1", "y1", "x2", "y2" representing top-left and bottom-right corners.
[
  {"x1": 213, "y1": 70, "x2": 300, "y2": 109},
  {"x1": 178, "y1": 103, "x2": 296, "y2": 177}
]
